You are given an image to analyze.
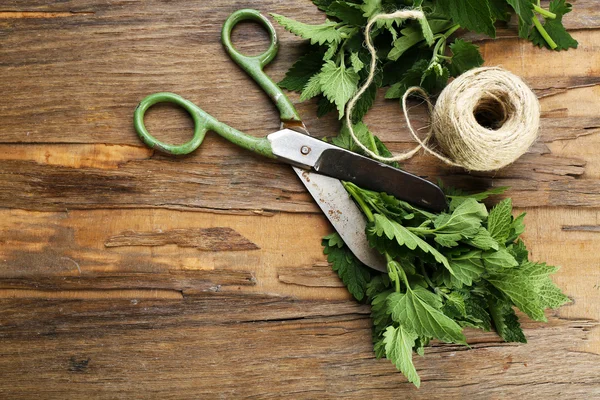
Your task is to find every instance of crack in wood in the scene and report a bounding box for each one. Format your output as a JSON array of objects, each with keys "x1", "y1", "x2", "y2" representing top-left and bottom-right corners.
[{"x1": 104, "y1": 227, "x2": 259, "y2": 251}]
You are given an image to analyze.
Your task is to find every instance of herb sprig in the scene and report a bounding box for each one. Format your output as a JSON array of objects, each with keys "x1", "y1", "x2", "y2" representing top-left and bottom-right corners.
[
  {"x1": 323, "y1": 183, "x2": 570, "y2": 387},
  {"x1": 273, "y1": 0, "x2": 577, "y2": 121}
]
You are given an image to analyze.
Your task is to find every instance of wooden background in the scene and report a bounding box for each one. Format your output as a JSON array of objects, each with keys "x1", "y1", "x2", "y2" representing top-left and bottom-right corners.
[{"x1": 1, "y1": 0, "x2": 599, "y2": 398}]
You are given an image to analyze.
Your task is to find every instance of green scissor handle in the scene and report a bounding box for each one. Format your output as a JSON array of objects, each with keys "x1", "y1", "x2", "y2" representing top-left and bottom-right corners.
[{"x1": 133, "y1": 9, "x2": 301, "y2": 157}]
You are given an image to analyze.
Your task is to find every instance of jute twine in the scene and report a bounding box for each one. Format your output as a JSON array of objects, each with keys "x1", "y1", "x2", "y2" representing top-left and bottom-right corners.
[{"x1": 345, "y1": 11, "x2": 541, "y2": 171}]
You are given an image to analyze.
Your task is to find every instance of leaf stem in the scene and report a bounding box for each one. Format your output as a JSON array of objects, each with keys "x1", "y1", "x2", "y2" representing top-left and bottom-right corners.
[
  {"x1": 443, "y1": 24, "x2": 461, "y2": 39},
  {"x1": 343, "y1": 182, "x2": 374, "y2": 222},
  {"x1": 419, "y1": 262, "x2": 435, "y2": 289},
  {"x1": 532, "y1": 16, "x2": 557, "y2": 50},
  {"x1": 533, "y1": 4, "x2": 556, "y2": 19}
]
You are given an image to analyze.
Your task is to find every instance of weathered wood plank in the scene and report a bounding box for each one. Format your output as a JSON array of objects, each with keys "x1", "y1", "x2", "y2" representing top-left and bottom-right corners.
[{"x1": 0, "y1": 294, "x2": 597, "y2": 399}]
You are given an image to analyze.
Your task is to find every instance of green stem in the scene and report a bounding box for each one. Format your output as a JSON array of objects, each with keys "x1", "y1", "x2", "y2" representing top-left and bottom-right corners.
[
  {"x1": 443, "y1": 24, "x2": 460, "y2": 39},
  {"x1": 532, "y1": 16, "x2": 557, "y2": 50},
  {"x1": 385, "y1": 253, "x2": 401, "y2": 292},
  {"x1": 343, "y1": 182, "x2": 374, "y2": 222},
  {"x1": 419, "y1": 263, "x2": 435, "y2": 289},
  {"x1": 533, "y1": 4, "x2": 556, "y2": 19}
]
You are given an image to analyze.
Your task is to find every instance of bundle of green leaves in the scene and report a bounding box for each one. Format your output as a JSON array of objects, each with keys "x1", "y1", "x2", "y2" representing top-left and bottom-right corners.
[
  {"x1": 273, "y1": 0, "x2": 577, "y2": 122},
  {"x1": 323, "y1": 182, "x2": 570, "y2": 387},
  {"x1": 274, "y1": 0, "x2": 573, "y2": 387}
]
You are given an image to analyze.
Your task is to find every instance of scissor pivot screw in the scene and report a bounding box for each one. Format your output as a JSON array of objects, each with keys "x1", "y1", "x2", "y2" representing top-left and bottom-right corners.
[{"x1": 301, "y1": 146, "x2": 311, "y2": 155}]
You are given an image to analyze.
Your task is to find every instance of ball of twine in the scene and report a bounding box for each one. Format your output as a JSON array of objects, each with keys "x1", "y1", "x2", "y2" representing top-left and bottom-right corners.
[
  {"x1": 345, "y1": 11, "x2": 541, "y2": 172},
  {"x1": 431, "y1": 67, "x2": 540, "y2": 171}
]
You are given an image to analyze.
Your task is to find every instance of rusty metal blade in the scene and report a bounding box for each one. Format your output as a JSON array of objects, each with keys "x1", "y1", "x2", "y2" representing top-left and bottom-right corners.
[{"x1": 293, "y1": 166, "x2": 387, "y2": 273}]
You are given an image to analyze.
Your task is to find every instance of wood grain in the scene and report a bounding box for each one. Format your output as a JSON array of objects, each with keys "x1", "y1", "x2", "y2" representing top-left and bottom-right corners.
[{"x1": 0, "y1": 0, "x2": 599, "y2": 398}]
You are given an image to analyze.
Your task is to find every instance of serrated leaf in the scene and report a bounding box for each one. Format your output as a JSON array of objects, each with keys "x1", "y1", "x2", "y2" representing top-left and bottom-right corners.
[
  {"x1": 529, "y1": 0, "x2": 578, "y2": 50},
  {"x1": 383, "y1": 325, "x2": 421, "y2": 387},
  {"x1": 322, "y1": 235, "x2": 370, "y2": 301},
  {"x1": 506, "y1": 0, "x2": 535, "y2": 38},
  {"x1": 437, "y1": 0, "x2": 496, "y2": 37},
  {"x1": 385, "y1": 59, "x2": 429, "y2": 98},
  {"x1": 508, "y1": 239, "x2": 529, "y2": 263},
  {"x1": 487, "y1": 198, "x2": 513, "y2": 244},
  {"x1": 433, "y1": 198, "x2": 487, "y2": 238},
  {"x1": 445, "y1": 250, "x2": 485, "y2": 288},
  {"x1": 487, "y1": 268, "x2": 547, "y2": 322},
  {"x1": 464, "y1": 227, "x2": 499, "y2": 251},
  {"x1": 318, "y1": 60, "x2": 359, "y2": 119},
  {"x1": 271, "y1": 13, "x2": 343, "y2": 45},
  {"x1": 445, "y1": 291, "x2": 467, "y2": 317},
  {"x1": 323, "y1": 42, "x2": 339, "y2": 61},
  {"x1": 317, "y1": 96, "x2": 336, "y2": 117},
  {"x1": 350, "y1": 52, "x2": 364, "y2": 72},
  {"x1": 482, "y1": 248, "x2": 519, "y2": 270},
  {"x1": 387, "y1": 287, "x2": 466, "y2": 344},
  {"x1": 489, "y1": 0, "x2": 511, "y2": 21},
  {"x1": 312, "y1": 0, "x2": 335, "y2": 12},
  {"x1": 279, "y1": 50, "x2": 326, "y2": 92},
  {"x1": 326, "y1": 1, "x2": 367, "y2": 26},
  {"x1": 537, "y1": 278, "x2": 571, "y2": 309},
  {"x1": 371, "y1": 214, "x2": 452, "y2": 273},
  {"x1": 489, "y1": 297, "x2": 527, "y2": 343},
  {"x1": 449, "y1": 39, "x2": 484, "y2": 77},
  {"x1": 420, "y1": 62, "x2": 449, "y2": 94},
  {"x1": 300, "y1": 72, "x2": 323, "y2": 101}
]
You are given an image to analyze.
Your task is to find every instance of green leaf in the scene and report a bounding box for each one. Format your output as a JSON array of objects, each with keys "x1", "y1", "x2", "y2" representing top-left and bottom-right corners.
[
  {"x1": 350, "y1": 52, "x2": 364, "y2": 72},
  {"x1": 482, "y1": 248, "x2": 519, "y2": 270},
  {"x1": 322, "y1": 234, "x2": 370, "y2": 301},
  {"x1": 445, "y1": 250, "x2": 485, "y2": 288},
  {"x1": 332, "y1": 121, "x2": 373, "y2": 153},
  {"x1": 371, "y1": 214, "x2": 452, "y2": 272},
  {"x1": 449, "y1": 39, "x2": 484, "y2": 77},
  {"x1": 317, "y1": 96, "x2": 336, "y2": 117},
  {"x1": 445, "y1": 291, "x2": 467, "y2": 317},
  {"x1": 537, "y1": 278, "x2": 571, "y2": 309},
  {"x1": 487, "y1": 268, "x2": 547, "y2": 321},
  {"x1": 487, "y1": 198, "x2": 513, "y2": 244},
  {"x1": 507, "y1": 212, "x2": 527, "y2": 242},
  {"x1": 508, "y1": 239, "x2": 529, "y2": 263},
  {"x1": 489, "y1": 297, "x2": 527, "y2": 343},
  {"x1": 489, "y1": 0, "x2": 512, "y2": 21},
  {"x1": 433, "y1": 198, "x2": 488, "y2": 238},
  {"x1": 505, "y1": 0, "x2": 535, "y2": 38},
  {"x1": 383, "y1": 325, "x2": 421, "y2": 387},
  {"x1": 385, "y1": 59, "x2": 429, "y2": 99},
  {"x1": 351, "y1": 80, "x2": 376, "y2": 123},
  {"x1": 300, "y1": 72, "x2": 323, "y2": 101},
  {"x1": 529, "y1": 0, "x2": 578, "y2": 50},
  {"x1": 387, "y1": 287, "x2": 467, "y2": 344},
  {"x1": 319, "y1": 60, "x2": 359, "y2": 119},
  {"x1": 420, "y1": 62, "x2": 450, "y2": 94},
  {"x1": 323, "y1": 231, "x2": 344, "y2": 248},
  {"x1": 279, "y1": 50, "x2": 326, "y2": 92},
  {"x1": 447, "y1": 186, "x2": 508, "y2": 210},
  {"x1": 361, "y1": 0, "x2": 382, "y2": 18},
  {"x1": 388, "y1": 26, "x2": 426, "y2": 61},
  {"x1": 437, "y1": 0, "x2": 496, "y2": 37},
  {"x1": 312, "y1": 0, "x2": 335, "y2": 12},
  {"x1": 371, "y1": 290, "x2": 393, "y2": 335},
  {"x1": 271, "y1": 13, "x2": 343, "y2": 45},
  {"x1": 464, "y1": 227, "x2": 499, "y2": 251},
  {"x1": 326, "y1": 1, "x2": 367, "y2": 26}
]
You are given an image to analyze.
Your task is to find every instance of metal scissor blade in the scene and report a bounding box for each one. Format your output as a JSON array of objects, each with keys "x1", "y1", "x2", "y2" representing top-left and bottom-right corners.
[
  {"x1": 293, "y1": 167, "x2": 387, "y2": 273},
  {"x1": 269, "y1": 129, "x2": 446, "y2": 212}
]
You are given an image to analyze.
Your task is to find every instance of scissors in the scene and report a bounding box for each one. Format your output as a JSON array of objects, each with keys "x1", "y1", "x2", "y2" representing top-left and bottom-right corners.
[{"x1": 133, "y1": 9, "x2": 446, "y2": 272}]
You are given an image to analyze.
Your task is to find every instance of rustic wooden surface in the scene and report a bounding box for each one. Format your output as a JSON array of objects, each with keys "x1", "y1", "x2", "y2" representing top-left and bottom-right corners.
[{"x1": 1, "y1": 1, "x2": 599, "y2": 398}]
